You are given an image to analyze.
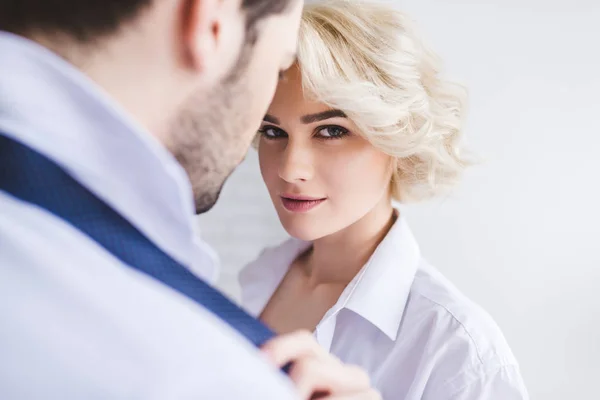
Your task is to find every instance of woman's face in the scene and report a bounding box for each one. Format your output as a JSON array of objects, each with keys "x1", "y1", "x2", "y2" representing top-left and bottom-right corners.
[{"x1": 258, "y1": 67, "x2": 394, "y2": 241}]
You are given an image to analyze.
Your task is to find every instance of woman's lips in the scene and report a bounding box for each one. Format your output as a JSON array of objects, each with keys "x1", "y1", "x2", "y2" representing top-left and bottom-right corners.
[{"x1": 280, "y1": 196, "x2": 326, "y2": 213}]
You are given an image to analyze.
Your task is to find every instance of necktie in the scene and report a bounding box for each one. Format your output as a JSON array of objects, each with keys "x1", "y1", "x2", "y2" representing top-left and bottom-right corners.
[{"x1": 0, "y1": 133, "x2": 277, "y2": 348}]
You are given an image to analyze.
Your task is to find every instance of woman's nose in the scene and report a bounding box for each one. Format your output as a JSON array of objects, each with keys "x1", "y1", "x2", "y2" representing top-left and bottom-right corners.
[{"x1": 278, "y1": 141, "x2": 314, "y2": 183}]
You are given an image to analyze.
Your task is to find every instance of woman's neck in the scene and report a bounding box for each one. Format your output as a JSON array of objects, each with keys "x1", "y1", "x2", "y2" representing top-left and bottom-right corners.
[{"x1": 302, "y1": 198, "x2": 396, "y2": 287}]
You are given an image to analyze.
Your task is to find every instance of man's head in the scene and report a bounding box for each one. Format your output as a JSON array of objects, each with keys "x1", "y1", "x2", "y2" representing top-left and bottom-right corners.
[
  {"x1": 0, "y1": 0, "x2": 303, "y2": 213},
  {"x1": 167, "y1": 0, "x2": 303, "y2": 213}
]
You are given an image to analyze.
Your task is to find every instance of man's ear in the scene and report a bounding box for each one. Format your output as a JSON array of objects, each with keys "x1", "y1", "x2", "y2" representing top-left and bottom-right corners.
[
  {"x1": 182, "y1": 0, "x2": 245, "y2": 78},
  {"x1": 181, "y1": 0, "x2": 220, "y2": 72}
]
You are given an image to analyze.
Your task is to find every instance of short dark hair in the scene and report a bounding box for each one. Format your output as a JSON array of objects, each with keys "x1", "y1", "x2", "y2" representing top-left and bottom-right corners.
[
  {"x1": 0, "y1": 0, "x2": 295, "y2": 43},
  {"x1": 242, "y1": 0, "x2": 294, "y2": 44}
]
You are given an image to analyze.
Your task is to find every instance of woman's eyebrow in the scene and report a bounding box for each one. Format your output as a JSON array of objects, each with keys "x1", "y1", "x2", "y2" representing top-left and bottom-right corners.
[{"x1": 301, "y1": 109, "x2": 347, "y2": 124}]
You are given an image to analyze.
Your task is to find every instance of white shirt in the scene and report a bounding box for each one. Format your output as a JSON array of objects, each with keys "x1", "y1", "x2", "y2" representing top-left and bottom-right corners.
[
  {"x1": 240, "y1": 212, "x2": 529, "y2": 400},
  {"x1": 0, "y1": 32, "x2": 296, "y2": 399}
]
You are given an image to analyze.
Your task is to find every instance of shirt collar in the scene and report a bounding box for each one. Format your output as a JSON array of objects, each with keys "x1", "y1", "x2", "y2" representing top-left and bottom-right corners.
[
  {"x1": 341, "y1": 211, "x2": 421, "y2": 340},
  {"x1": 240, "y1": 238, "x2": 308, "y2": 316},
  {"x1": 0, "y1": 32, "x2": 217, "y2": 280},
  {"x1": 239, "y1": 209, "x2": 421, "y2": 340}
]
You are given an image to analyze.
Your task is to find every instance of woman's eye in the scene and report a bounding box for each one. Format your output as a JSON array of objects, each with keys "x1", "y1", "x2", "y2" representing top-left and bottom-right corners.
[
  {"x1": 316, "y1": 126, "x2": 349, "y2": 139},
  {"x1": 259, "y1": 126, "x2": 286, "y2": 140}
]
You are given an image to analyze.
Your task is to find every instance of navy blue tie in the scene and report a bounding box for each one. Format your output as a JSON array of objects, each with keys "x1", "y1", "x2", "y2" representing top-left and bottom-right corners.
[{"x1": 0, "y1": 133, "x2": 277, "y2": 349}]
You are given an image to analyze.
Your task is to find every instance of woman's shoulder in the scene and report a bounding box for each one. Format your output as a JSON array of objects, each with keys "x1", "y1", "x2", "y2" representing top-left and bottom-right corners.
[
  {"x1": 400, "y1": 260, "x2": 524, "y2": 393},
  {"x1": 238, "y1": 238, "x2": 310, "y2": 315},
  {"x1": 240, "y1": 237, "x2": 309, "y2": 280}
]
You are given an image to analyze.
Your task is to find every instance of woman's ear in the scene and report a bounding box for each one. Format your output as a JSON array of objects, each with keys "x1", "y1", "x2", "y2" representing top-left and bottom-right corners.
[
  {"x1": 389, "y1": 157, "x2": 401, "y2": 199},
  {"x1": 389, "y1": 157, "x2": 399, "y2": 180}
]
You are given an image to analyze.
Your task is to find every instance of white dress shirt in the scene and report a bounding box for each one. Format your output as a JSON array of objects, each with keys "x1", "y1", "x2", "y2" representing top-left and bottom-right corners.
[
  {"x1": 0, "y1": 32, "x2": 296, "y2": 399},
  {"x1": 240, "y1": 211, "x2": 529, "y2": 400}
]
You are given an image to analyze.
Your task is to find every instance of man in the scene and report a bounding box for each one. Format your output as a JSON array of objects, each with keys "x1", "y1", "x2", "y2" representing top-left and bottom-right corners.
[{"x1": 0, "y1": 0, "x2": 379, "y2": 399}]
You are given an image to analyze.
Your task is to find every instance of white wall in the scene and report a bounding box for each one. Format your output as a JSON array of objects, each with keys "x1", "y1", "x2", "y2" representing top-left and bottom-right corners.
[{"x1": 197, "y1": 0, "x2": 600, "y2": 398}]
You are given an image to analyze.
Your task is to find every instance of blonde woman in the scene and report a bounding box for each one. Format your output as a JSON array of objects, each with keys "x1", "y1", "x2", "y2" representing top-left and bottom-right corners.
[{"x1": 241, "y1": 0, "x2": 528, "y2": 398}]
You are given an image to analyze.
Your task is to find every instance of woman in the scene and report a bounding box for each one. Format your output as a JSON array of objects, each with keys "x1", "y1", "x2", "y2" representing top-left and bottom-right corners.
[{"x1": 240, "y1": 0, "x2": 528, "y2": 398}]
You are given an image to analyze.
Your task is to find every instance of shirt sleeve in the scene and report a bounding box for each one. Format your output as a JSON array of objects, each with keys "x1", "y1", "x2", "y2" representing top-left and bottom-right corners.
[{"x1": 444, "y1": 364, "x2": 529, "y2": 400}]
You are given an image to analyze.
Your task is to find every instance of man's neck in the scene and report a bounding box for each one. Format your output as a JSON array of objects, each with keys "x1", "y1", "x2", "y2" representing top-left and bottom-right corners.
[{"x1": 27, "y1": 30, "x2": 186, "y2": 146}]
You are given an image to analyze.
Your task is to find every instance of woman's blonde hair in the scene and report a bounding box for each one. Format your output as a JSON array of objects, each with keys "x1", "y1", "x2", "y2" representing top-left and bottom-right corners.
[{"x1": 297, "y1": 0, "x2": 470, "y2": 202}]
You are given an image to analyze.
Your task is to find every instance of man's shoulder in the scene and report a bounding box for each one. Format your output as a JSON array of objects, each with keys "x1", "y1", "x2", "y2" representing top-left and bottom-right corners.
[{"x1": 0, "y1": 191, "x2": 296, "y2": 399}]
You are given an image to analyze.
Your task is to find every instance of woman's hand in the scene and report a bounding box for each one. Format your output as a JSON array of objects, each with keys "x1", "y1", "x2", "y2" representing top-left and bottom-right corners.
[{"x1": 262, "y1": 331, "x2": 382, "y2": 400}]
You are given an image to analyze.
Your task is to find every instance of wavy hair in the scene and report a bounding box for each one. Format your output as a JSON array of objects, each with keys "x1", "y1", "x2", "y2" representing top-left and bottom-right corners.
[{"x1": 296, "y1": 0, "x2": 470, "y2": 201}]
